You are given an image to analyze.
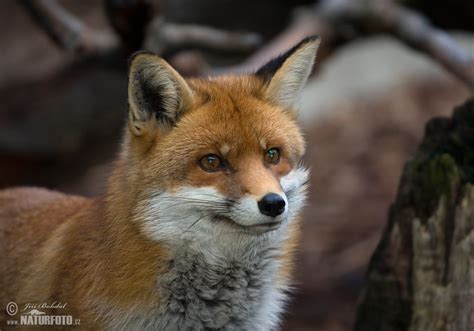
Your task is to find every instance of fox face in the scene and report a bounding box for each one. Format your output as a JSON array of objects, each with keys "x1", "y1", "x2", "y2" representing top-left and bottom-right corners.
[{"x1": 120, "y1": 37, "x2": 319, "y2": 245}]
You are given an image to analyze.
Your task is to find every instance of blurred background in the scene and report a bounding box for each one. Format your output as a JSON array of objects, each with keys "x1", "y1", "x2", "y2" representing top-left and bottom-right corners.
[{"x1": 0, "y1": 1, "x2": 473, "y2": 330}]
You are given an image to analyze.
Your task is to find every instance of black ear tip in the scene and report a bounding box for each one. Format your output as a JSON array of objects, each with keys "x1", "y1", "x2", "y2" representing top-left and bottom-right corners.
[
  {"x1": 255, "y1": 35, "x2": 320, "y2": 82},
  {"x1": 298, "y1": 35, "x2": 321, "y2": 47}
]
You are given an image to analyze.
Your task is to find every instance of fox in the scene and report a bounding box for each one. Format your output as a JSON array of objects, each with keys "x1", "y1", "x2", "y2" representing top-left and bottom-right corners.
[{"x1": 0, "y1": 36, "x2": 319, "y2": 330}]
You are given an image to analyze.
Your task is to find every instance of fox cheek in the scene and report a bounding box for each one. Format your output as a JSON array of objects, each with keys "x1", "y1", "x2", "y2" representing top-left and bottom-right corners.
[{"x1": 279, "y1": 167, "x2": 309, "y2": 214}]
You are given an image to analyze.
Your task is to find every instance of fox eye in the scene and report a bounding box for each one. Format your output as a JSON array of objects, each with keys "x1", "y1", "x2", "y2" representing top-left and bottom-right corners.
[
  {"x1": 264, "y1": 148, "x2": 280, "y2": 164},
  {"x1": 199, "y1": 154, "x2": 222, "y2": 172}
]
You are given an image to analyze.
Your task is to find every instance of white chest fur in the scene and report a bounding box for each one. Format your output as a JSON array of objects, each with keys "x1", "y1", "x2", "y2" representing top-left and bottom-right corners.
[
  {"x1": 155, "y1": 244, "x2": 287, "y2": 330},
  {"x1": 104, "y1": 238, "x2": 289, "y2": 331}
]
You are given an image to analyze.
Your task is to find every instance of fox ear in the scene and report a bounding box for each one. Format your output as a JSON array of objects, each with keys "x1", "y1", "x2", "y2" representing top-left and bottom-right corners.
[
  {"x1": 128, "y1": 52, "x2": 194, "y2": 136},
  {"x1": 256, "y1": 36, "x2": 320, "y2": 110}
]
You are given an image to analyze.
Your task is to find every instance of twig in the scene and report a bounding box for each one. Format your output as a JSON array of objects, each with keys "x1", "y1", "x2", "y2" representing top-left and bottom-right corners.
[
  {"x1": 21, "y1": 0, "x2": 119, "y2": 55},
  {"x1": 143, "y1": 17, "x2": 262, "y2": 56},
  {"x1": 21, "y1": 0, "x2": 262, "y2": 64},
  {"x1": 216, "y1": 9, "x2": 330, "y2": 75},
  {"x1": 378, "y1": 2, "x2": 474, "y2": 91},
  {"x1": 219, "y1": 0, "x2": 474, "y2": 91},
  {"x1": 314, "y1": 0, "x2": 474, "y2": 91}
]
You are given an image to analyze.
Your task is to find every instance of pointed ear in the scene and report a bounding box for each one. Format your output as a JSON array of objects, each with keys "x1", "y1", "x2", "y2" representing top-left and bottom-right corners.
[
  {"x1": 256, "y1": 36, "x2": 320, "y2": 110},
  {"x1": 128, "y1": 52, "x2": 194, "y2": 137}
]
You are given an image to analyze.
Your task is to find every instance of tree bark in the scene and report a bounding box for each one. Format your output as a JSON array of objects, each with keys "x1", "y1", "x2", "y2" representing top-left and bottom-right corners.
[{"x1": 355, "y1": 97, "x2": 474, "y2": 331}]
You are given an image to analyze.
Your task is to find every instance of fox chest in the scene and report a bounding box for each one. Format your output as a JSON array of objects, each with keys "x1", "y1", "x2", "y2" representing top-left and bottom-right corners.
[
  {"x1": 156, "y1": 254, "x2": 285, "y2": 330},
  {"x1": 106, "y1": 252, "x2": 287, "y2": 331}
]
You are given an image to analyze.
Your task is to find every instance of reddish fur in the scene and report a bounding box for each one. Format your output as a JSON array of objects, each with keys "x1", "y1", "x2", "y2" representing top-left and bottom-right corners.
[{"x1": 0, "y1": 74, "x2": 305, "y2": 329}]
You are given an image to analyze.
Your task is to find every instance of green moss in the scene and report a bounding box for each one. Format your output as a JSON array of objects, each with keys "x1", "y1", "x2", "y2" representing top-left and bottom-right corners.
[
  {"x1": 411, "y1": 154, "x2": 460, "y2": 222},
  {"x1": 405, "y1": 99, "x2": 474, "y2": 222}
]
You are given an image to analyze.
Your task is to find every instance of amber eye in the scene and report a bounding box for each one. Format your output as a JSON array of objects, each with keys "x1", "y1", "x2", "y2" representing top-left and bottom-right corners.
[
  {"x1": 264, "y1": 148, "x2": 280, "y2": 164},
  {"x1": 199, "y1": 154, "x2": 222, "y2": 172}
]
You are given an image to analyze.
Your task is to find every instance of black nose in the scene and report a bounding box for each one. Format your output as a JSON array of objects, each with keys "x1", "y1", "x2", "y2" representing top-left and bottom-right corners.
[{"x1": 258, "y1": 193, "x2": 286, "y2": 217}]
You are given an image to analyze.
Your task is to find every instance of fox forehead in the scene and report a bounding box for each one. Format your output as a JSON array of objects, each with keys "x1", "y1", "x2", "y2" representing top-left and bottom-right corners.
[{"x1": 162, "y1": 76, "x2": 305, "y2": 159}]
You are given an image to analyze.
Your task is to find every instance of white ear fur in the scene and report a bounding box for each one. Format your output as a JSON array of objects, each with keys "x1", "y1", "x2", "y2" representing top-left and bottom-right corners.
[
  {"x1": 128, "y1": 52, "x2": 193, "y2": 136},
  {"x1": 259, "y1": 37, "x2": 320, "y2": 110}
]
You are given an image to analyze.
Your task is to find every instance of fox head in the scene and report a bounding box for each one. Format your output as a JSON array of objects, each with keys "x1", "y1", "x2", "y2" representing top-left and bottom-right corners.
[{"x1": 112, "y1": 37, "x2": 319, "y2": 246}]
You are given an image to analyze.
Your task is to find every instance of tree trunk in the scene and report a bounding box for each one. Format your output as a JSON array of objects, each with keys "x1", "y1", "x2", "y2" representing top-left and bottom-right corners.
[{"x1": 355, "y1": 98, "x2": 474, "y2": 331}]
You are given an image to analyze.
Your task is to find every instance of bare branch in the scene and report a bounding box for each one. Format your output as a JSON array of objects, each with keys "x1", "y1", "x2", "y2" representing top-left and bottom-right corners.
[
  {"x1": 144, "y1": 17, "x2": 262, "y2": 56},
  {"x1": 216, "y1": 0, "x2": 474, "y2": 91},
  {"x1": 215, "y1": 9, "x2": 329, "y2": 75},
  {"x1": 21, "y1": 0, "x2": 118, "y2": 55},
  {"x1": 377, "y1": 3, "x2": 474, "y2": 90},
  {"x1": 314, "y1": 0, "x2": 474, "y2": 91}
]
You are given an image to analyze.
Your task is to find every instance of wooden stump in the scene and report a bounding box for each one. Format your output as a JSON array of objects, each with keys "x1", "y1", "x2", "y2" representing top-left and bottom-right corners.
[{"x1": 355, "y1": 98, "x2": 474, "y2": 331}]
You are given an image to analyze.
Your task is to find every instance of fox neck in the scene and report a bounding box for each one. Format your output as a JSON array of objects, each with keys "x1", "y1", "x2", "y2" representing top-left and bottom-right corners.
[
  {"x1": 95, "y1": 150, "x2": 296, "y2": 329},
  {"x1": 101, "y1": 192, "x2": 289, "y2": 330},
  {"x1": 154, "y1": 236, "x2": 286, "y2": 330}
]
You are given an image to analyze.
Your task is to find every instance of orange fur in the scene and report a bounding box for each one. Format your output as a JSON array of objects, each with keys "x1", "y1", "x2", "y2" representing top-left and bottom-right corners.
[{"x1": 1, "y1": 37, "x2": 318, "y2": 329}]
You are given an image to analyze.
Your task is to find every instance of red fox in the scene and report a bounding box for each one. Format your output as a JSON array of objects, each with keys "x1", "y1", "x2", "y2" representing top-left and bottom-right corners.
[{"x1": 0, "y1": 36, "x2": 319, "y2": 330}]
